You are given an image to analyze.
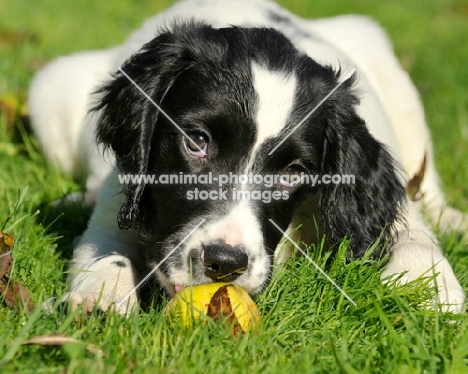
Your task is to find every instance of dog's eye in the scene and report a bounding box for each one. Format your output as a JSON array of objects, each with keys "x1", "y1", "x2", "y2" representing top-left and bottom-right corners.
[
  {"x1": 185, "y1": 133, "x2": 208, "y2": 157},
  {"x1": 279, "y1": 165, "x2": 303, "y2": 188}
]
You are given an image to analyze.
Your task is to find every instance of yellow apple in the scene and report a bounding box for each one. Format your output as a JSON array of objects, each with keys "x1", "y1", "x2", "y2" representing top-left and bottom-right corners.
[{"x1": 165, "y1": 283, "x2": 260, "y2": 336}]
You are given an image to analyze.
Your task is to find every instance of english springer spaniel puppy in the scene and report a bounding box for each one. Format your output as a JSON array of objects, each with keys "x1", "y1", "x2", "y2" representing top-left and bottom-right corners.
[{"x1": 29, "y1": 0, "x2": 467, "y2": 314}]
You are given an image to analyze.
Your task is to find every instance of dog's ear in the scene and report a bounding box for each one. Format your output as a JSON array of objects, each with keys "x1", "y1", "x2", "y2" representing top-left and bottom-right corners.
[
  {"x1": 319, "y1": 76, "x2": 406, "y2": 259},
  {"x1": 94, "y1": 24, "x2": 204, "y2": 230}
]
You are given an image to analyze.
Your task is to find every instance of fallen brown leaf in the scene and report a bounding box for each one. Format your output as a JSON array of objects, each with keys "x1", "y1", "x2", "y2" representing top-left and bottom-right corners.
[
  {"x1": 0, "y1": 29, "x2": 37, "y2": 45},
  {"x1": 0, "y1": 231, "x2": 14, "y2": 278},
  {"x1": 0, "y1": 231, "x2": 14, "y2": 249},
  {"x1": 0, "y1": 249, "x2": 13, "y2": 279},
  {"x1": 0, "y1": 93, "x2": 28, "y2": 127},
  {"x1": 22, "y1": 334, "x2": 102, "y2": 356},
  {"x1": 0, "y1": 231, "x2": 35, "y2": 313},
  {"x1": 0, "y1": 279, "x2": 34, "y2": 313}
]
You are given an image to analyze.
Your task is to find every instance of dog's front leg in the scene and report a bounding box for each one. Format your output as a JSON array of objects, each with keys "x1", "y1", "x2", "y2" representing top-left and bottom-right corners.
[
  {"x1": 382, "y1": 201, "x2": 465, "y2": 313},
  {"x1": 63, "y1": 171, "x2": 143, "y2": 315}
]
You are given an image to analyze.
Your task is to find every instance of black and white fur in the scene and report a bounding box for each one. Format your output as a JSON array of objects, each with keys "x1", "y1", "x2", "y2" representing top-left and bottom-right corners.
[{"x1": 29, "y1": 0, "x2": 467, "y2": 314}]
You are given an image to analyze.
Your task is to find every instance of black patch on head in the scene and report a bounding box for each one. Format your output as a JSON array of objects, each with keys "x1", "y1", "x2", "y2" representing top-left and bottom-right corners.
[
  {"x1": 314, "y1": 72, "x2": 406, "y2": 259},
  {"x1": 267, "y1": 10, "x2": 295, "y2": 26},
  {"x1": 267, "y1": 10, "x2": 317, "y2": 40},
  {"x1": 94, "y1": 21, "x2": 308, "y2": 234}
]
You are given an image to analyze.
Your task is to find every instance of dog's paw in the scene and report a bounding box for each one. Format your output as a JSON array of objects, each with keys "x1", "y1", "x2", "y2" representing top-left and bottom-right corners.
[
  {"x1": 428, "y1": 205, "x2": 468, "y2": 237},
  {"x1": 51, "y1": 291, "x2": 138, "y2": 316},
  {"x1": 60, "y1": 254, "x2": 141, "y2": 316},
  {"x1": 382, "y1": 242, "x2": 466, "y2": 314},
  {"x1": 382, "y1": 270, "x2": 466, "y2": 314}
]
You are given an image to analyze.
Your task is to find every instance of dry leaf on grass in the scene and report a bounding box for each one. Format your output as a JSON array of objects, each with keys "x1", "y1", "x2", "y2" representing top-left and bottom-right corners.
[
  {"x1": 0, "y1": 232, "x2": 35, "y2": 313},
  {"x1": 1, "y1": 279, "x2": 35, "y2": 313},
  {"x1": 0, "y1": 29, "x2": 37, "y2": 45},
  {"x1": 22, "y1": 334, "x2": 102, "y2": 356},
  {"x1": 0, "y1": 93, "x2": 28, "y2": 127},
  {"x1": 0, "y1": 232, "x2": 14, "y2": 277}
]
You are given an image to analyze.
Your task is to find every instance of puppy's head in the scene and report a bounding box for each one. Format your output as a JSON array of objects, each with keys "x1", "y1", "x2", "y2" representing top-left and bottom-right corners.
[{"x1": 95, "y1": 21, "x2": 405, "y2": 296}]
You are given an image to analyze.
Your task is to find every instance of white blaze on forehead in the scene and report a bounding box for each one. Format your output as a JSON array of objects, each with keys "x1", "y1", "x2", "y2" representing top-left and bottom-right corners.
[
  {"x1": 206, "y1": 201, "x2": 263, "y2": 247},
  {"x1": 251, "y1": 62, "x2": 297, "y2": 157},
  {"x1": 175, "y1": 201, "x2": 263, "y2": 251}
]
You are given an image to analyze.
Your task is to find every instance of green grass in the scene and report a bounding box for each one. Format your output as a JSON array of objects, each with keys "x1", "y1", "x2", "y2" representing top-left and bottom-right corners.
[{"x1": 1, "y1": 0, "x2": 468, "y2": 372}]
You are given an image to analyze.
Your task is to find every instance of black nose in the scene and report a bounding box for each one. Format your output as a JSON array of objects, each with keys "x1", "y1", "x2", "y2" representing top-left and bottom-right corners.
[{"x1": 202, "y1": 243, "x2": 248, "y2": 281}]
